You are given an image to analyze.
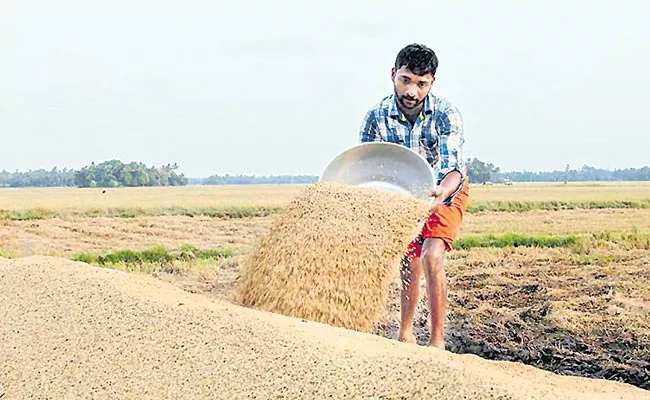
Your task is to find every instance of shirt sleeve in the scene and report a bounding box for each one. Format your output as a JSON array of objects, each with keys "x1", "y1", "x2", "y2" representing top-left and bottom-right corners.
[
  {"x1": 359, "y1": 109, "x2": 382, "y2": 143},
  {"x1": 438, "y1": 103, "x2": 467, "y2": 200}
]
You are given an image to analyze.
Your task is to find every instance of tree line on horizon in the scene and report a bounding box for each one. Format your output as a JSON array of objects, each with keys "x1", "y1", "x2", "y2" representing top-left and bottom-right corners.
[
  {"x1": 1, "y1": 158, "x2": 649, "y2": 187},
  {"x1": 201, "y1": 160, "x2": 650, "y2": 185},
  {"x1": 0, "y1": 160, "x2": 187, "y2": 188},
  {"x1": 466, "y1": 158, "x2": 650, "y2": 183}
]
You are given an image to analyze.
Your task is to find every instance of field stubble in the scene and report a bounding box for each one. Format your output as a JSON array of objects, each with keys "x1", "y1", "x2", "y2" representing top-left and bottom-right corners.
[
  {"x1": 376, "y1": 247, "x2": 650, "y2": 389},
  {"x1": 1, "y1": 209, "x2": 648, "y2": 258}
]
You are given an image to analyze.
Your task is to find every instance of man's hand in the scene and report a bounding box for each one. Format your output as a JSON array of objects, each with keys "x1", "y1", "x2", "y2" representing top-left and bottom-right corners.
[
  {"x1": 428, "y1": 170, "x2": 462, "y2": 211},
  {"x1": 428, "y1": 187, "x2": 446, "y2": 210}
]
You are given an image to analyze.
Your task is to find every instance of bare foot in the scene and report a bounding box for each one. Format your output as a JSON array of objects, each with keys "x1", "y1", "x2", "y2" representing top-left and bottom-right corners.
[
  {"x1": 397, "y1": 331, "x2": 416, "y2": 344},
  {"x1": 427, "y1": 340, "x2": 445, "y2": 350}
]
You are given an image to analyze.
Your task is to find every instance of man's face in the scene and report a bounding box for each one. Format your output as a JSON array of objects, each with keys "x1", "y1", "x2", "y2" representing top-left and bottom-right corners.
[{"x1": 391, "y1": 66, "x2": 434, "y2": 111}]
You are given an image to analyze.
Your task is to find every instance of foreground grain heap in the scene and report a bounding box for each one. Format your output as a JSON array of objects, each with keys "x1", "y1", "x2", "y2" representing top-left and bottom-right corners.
[
  {"x1": 1, "y1": 256, "x2": 646, "y2": 399},
  {"x1": 236, "y1": 182, "x2": 431, "y2": 333}
]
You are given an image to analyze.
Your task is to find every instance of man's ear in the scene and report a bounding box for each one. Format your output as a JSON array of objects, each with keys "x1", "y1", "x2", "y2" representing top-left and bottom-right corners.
[{"x1": 391, "y1": 68, "x2": 396, "y2": 82}]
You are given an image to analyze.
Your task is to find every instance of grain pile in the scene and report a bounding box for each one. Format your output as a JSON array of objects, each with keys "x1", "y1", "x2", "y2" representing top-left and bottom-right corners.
[
  {"x1": 236, "y1": 182, "x2": 431, "y2": 333},
  {"x1": 2, "y1": 256, "x2": 647, "y2": 399}
]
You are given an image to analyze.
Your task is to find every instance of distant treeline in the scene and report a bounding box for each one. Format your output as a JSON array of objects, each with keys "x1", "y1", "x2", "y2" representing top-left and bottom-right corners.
[
  {"x1": 198, "y1": 165, "x2": 650, "y2": 185},
  {"x1": 466, "y1": 158, "x2": 650, "y2": 184},
  {"x1": 497, "y1": 165, "x2": 650, "y2": 183},
  {"x1": 0, "y1": 160, "x2": 187, "y2": 188},
  {"x1": 0, "y1": 167, "x2": 76, "y2": 187},
  {"x1": 2, "y1": 159, "x2": 650, "y2": 187}
]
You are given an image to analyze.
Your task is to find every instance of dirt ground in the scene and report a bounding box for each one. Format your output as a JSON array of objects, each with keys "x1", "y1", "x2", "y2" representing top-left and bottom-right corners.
[
  {"x1": 375, "y1": 248, "x2": 650, "y2": 390},
  {"x1": 2, "y1": 256, "x2": 648, "y2": 399}
]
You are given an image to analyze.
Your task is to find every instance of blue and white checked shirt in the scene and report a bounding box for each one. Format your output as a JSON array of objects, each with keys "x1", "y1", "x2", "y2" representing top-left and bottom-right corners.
[{"x1": 359, "y1": 92, "x2": 466, "y2": 200}]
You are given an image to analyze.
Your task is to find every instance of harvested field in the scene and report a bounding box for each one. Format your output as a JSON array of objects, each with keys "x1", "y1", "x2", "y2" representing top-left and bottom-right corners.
[
  {"x1": 2, "y1": 182, "x2": 650, "y2": 394},
  {"x1": 0, "y1": 215, "x2": 271, "y2": 257},
  {"x1": 1, "y1": 256, "x2": 648, "y2": 399},
  {"x1": 471, "y1": 182, "x2": 650, "y2": 203},
  {"x1": 462, "y1": 208, "x2": 650, "y2": 236},
  {"x1": 0, "y1": 185, "x2": 303, "y2": 213},
  {"x1": 2, "y1": 182, "x2": 650, "y2": 220},
  {"x1": 1, "y1": 209, "x2": 647, "y2": 258},
  {"x1": 376, "y1": 247, "x2": 650, "y2": 390},
  {"x1": 237, "y1": 182, "x2": 431, "y2": 333}
]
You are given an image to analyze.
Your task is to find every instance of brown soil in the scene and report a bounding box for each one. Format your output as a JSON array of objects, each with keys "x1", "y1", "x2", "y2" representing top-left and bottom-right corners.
[
  {"x1": 376, "y1": 248, "x2": 650, "y2": 391},
  {"x1": 2, "y1": 256, "x2": 648, "y2": 399},
  {"x1": 237, "y1": 182, "x2": 431, "y2": 333}
]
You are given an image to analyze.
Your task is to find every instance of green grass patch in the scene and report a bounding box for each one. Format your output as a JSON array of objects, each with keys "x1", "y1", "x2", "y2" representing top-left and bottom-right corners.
[
  {"x1": 619, "y1": 231, "x2": 650, "y2": 250},
  {"x1": 468, "y1": 200, "x2": 650, "y2": 212},
  {"x1": 68, "y1": 206, "x2": 283, "y2": 219},
  {"x1": 165, "y1": 206, "x2": 283, "y2": 218},
  {"x1": 455, "y1": 233, "x2": 580, "y2": 250},
  {"x1": 576, "y1": 231, "x2": 650, "y2": 251},
  {"x1": 1, "y1": 206, "x2": 284, "y2": 220},
  {"x1": 178, "y1": 244, "x2": 237, "y2": 260},
  {"x1": 456, "y1": 231, "x2": 650, "y2": 252},
  {"x1": 72, "y1": 244, "x2": 237, "y2": 268},
  {"x1": 0, "y1": 248, "x2": 15, "y2": 258},
  {"x1": 0, "y1": 208, "x2": 57, "y2": 220}
]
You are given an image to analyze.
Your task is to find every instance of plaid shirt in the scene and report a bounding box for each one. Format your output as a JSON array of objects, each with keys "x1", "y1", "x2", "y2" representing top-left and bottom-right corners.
[{"x1": 358, "y1": 92, "x2": 466, "y2": 201}]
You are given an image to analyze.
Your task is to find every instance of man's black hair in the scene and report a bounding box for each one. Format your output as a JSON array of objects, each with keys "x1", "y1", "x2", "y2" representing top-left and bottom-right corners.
[{"x1": 394, "y1": 43, "x2": 438, "y2": 77}]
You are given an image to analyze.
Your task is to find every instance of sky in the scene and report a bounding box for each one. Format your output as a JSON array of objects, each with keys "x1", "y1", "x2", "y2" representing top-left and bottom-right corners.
[{"x1": 1, "y1": 0, "x2": 649, "y2": 177}]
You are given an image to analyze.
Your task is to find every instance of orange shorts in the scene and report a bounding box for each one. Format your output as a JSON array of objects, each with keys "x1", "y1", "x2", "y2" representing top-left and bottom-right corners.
[{"x1": 406, "y1": 177, "x2": 470, "y2": 258}]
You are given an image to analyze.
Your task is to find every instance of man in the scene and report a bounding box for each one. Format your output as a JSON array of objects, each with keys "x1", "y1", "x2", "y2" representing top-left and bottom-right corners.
[{"x1": 358, "y1": 43, "x2": 470, "y2": 349}]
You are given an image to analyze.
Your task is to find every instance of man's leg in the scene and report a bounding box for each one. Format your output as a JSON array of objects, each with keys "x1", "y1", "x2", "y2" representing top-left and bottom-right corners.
[
  {"x1": 397, "y1": 255, "x2": 423, "y2": 344},
  {"x1": 421, "y1": 238, "x2": 448, "y2": 349}
]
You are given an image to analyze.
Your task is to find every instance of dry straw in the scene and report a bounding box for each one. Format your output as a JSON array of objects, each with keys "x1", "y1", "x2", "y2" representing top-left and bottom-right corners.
[{"x1": 236, "y1": 182, "x2": 431, "y2": 333}]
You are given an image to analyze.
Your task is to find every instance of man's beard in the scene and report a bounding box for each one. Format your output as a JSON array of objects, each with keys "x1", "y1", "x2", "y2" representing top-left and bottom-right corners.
[{"x1": 395, "y1": 89, "x2": 424, "y2": 110}]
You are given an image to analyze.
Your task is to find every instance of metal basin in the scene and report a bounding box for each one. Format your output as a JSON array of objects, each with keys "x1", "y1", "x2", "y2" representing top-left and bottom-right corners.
[{"x1": 319, "y1": 142, "x2": 436, "y2": 200}]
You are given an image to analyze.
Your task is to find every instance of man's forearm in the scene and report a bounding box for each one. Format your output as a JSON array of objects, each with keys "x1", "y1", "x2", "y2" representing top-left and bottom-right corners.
[{"x1": 438, "y1": 170, "x2": 462, "y2": 200}]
